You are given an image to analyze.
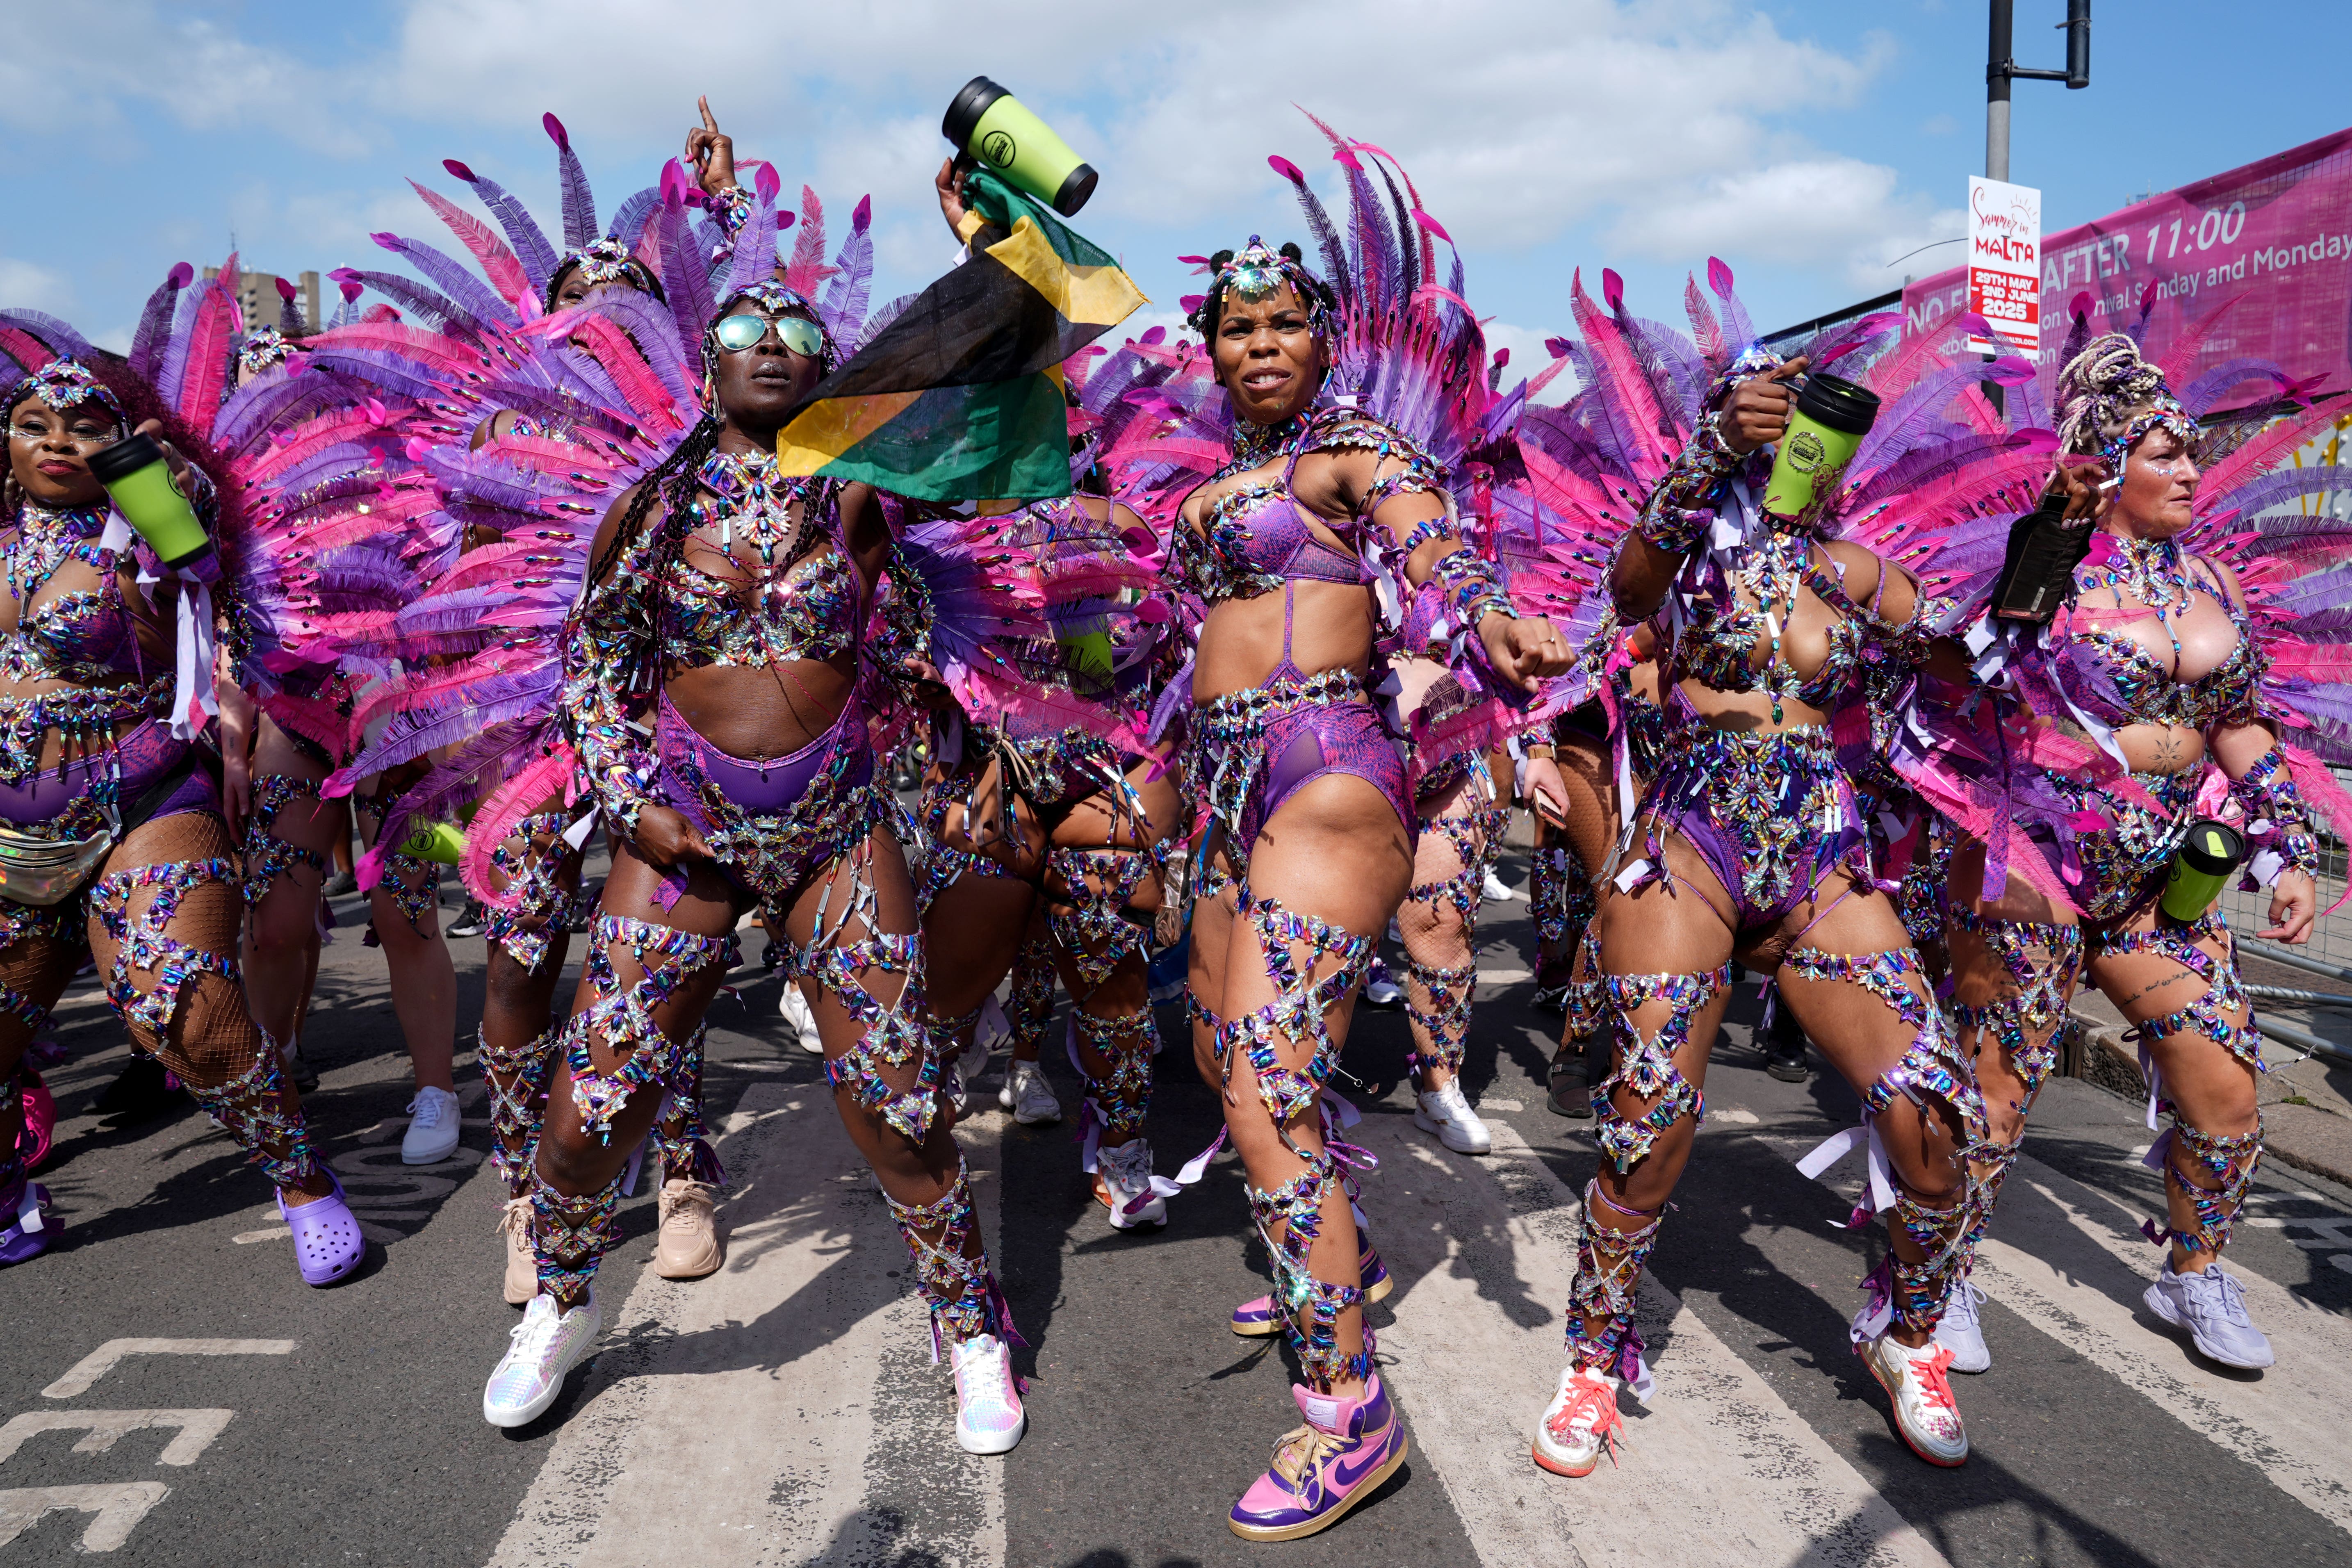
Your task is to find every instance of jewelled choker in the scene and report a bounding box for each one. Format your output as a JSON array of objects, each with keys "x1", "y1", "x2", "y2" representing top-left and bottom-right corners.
[{"x1": 1225, "y1": 406, "x2": 1319, "y2": 472}]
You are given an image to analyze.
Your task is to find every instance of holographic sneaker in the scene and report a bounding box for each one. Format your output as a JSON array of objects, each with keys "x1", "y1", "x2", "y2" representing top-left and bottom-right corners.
[
  {"x1": 483, "y1": 1288, "x2": 601, "y2": 1428},
  {"x1": 949, "y1": 1332, "x2": 1026, "y2": 1454},
  {"x1": 1228, "y1": 1375, "x2": 1408, "y2": 1541}
]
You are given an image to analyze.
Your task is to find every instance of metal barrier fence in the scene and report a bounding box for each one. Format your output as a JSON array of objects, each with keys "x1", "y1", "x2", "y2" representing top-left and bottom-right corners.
[{"x1": 2217, "y1": 762, "x2": 2352, "y2": 975}]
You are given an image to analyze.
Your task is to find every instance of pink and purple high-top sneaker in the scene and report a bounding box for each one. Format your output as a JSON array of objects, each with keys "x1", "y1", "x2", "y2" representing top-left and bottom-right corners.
[{"x1": 1227, "y1": 1375, "x2": 1408, "y2": 1542}]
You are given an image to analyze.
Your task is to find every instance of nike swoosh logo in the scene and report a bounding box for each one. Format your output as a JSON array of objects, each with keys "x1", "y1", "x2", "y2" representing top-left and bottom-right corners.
[{"x1": 1329, "y1": 1433, "x2": 1394, "y2": 1488}]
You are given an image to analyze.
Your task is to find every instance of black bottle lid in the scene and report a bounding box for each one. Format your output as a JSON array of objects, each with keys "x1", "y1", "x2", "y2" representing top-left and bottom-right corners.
[
  {"x1": 82, "y1": 431, "x2": 164, "y2": 485},
  {"x1": 2176, "y1": 819, "x2": 2245, "y2": 877},
  {"x1": 1795, "y1": 372, "x2": 1880, "y2": 436},
  {"x1": 942, "y1": 76, "x2": 1007, "y2": 146}
]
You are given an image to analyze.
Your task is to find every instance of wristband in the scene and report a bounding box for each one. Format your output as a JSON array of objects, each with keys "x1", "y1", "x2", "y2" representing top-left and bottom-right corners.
[{"x1": 1634, "y1": 412, "x2": 1743, "y2": 555}]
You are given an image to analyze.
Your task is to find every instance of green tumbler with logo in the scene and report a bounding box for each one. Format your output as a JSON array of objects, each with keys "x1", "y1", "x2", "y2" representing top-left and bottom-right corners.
[
  {"x1": 2158, "y1": 819, "x2": 2243, "y2": 923},
  {"x1": 1761, "y1": 373, "x2": 1881, "y2": 524},
  {"x1": 943, "y1": 75, "x2": 1098, "y2": 217},
  {"x1": 82, "y1": 433, "x2": 216, "y2": 571},
  {"x1": 400, "y1": 821, "x2": 469, "y2": 866}
]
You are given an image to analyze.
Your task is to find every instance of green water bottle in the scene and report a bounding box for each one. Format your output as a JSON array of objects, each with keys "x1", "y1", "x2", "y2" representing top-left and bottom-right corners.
[
  {"x1": 2159, "y1": 819, "x2": 2243, "y2": 923},
  {"x1": 83, "y1": 433, "x2": 216, "y2": 572},
  {"x1": 1762, "y1": 373, "x2": 1880, "y2": 525},
  {"x1": 400, "y1": 820, "x2": 469, "y2": 866},
  {"x1": 943, "y1": 75, "x2": 1098, "y2": 217}
]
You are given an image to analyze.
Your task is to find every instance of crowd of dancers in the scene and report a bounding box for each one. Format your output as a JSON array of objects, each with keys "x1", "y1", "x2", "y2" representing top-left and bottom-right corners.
[{"x1": 2, "y1": 98, "x2": 2345, "y2": 1543}]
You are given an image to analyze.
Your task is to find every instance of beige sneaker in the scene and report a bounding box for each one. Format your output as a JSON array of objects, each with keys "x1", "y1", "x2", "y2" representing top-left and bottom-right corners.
[
  {"x1": 654, "y1": 1178, "x2": 723, "y2": 1279},
  {"x1": 497, "y1": 1197, "x2": 536, "y2": 1307}
]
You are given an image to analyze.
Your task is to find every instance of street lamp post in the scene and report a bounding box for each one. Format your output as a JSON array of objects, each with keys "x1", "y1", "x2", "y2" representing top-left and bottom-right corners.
[{"x1": 1987, "y1": 0, "x2": 2092, "y2": 182}]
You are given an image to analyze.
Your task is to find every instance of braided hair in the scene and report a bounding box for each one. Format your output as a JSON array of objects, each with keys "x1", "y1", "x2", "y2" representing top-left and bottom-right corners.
[
  {"x1": 582, "y1": 411, "x2": 721, "y2": 590},
  {"x1": 2055, "y1": 331, "x2": 2192, "y2": 465},
  {"x1": 1184, "y1": 240, "x2": 1338, "y2": 339}
]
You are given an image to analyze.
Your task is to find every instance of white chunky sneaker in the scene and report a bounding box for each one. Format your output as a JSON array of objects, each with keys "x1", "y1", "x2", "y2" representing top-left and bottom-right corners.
[
  {"x1": 483, "y1": 1288, "x2": 601, "y2": 1428},
  {"x1": 779, "y1": 982, "x2": 823, "y2": 1054},
  {"x1": 1097, "y1": 1138, "x2": 1169, "y2": 1230},
  {"x1": 1414, "y1": 1078, "x2": 1493, "y2": 1155},
  {"x1": 1482, "y1": 868, "x2": 1518, "y2": 903},
  {"x1": 1532, "y1": 1365, "x2": 1622, "y2": 1477},
  {"x1": 2144, "y1": 1258, "x2": 2275, "y2": 1369},
  {"x1": 1860, "y1": 1330, "x2": 1968, "y2": 1466},
  {"x1": 1002, "y1": 1060, "x2": 1062, "y2": 1126},
  {"x1": 1935, "y1": 1277, "x2": 1990, "y2": 1374},
  {"x1": 400, "y1": 1085, "x2": 462, "y2": 1165},
  {"x1": 949, "y1": 1332, "x2": 1026, "y2": 1454}
]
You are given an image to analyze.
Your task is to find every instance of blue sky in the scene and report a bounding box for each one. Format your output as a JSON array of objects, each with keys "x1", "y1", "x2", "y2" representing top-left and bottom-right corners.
[{"x1": 5, "y1": 1, "x2": 2348, "y2": 378}]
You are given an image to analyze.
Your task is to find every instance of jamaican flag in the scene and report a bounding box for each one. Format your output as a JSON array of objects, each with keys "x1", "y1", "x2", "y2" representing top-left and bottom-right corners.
[{"x1": 773, "y1": 167, "x2": 1144, "y2": 501}]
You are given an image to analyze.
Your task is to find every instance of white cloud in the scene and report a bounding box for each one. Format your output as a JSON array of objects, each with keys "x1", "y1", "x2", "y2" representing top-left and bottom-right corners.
[
  {"x1": 0, "y1": 259, "x2": 73, "y2": 315},
  {"x1": 1609, "y1": 157, "x2": 1963, "y2": 289},
  {"x1": 0, "y1": 2, "x2": 370, "y2": 154}
]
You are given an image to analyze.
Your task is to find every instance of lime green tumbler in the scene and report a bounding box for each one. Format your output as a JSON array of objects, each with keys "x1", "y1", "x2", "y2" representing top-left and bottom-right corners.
[
  {"x1": 83, "y1": 433, "x2": 215, "y2": 571},
  {"x1": 1761, "y1": 373, "x2": 1880, "y2": 525},
  {"x1": 2159, "y1": 819, "x2": 2243, "y2": 923},
  {"x1": 943, "y1": 76, "x2": 1098, "y2": 217}
]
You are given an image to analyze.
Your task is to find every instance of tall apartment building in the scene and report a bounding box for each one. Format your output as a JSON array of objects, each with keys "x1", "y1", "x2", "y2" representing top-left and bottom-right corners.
[{"x1": 200, "y1": 267, "x2": 323, "y2": 335}]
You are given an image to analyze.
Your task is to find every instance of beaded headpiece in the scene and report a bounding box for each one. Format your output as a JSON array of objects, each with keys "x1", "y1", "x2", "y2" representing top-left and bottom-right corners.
[
  {"x1": 2056, "y1": 331, "x2": 2197, "y2": 472},
  {"x1": 4, "y1": 358, "x2": 127, "y2": 425},
  {"x1": 1188, "y1": 237, "x2": 1334, "y2": 338},
  {"x1": 547, "y1": 237, "x2": 659, "y2": 310},
  {"x1": 235, "y1": 326, "x2": 296, "y2": 381}
]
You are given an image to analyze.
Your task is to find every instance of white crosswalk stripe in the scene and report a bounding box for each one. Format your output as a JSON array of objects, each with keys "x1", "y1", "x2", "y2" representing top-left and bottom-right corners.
[{"x1": 488, "y1": 1086, "x2": 1007, "y2": 1567}]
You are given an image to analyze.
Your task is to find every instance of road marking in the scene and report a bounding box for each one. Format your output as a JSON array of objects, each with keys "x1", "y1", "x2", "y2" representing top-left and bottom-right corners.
[
  {"x1": 0, "y1": 1483, "x2": 171, "y2": 1552},
  {"x1": 1958, "y1": 1159, "x2": 2352, "y2": 1532},
  {"x1": 42, "y1": 1340, "x2": 294, "y2": 1400},
  {"x1": 1362, "y1": 1114, "x2": 1951, "y2": 1568},
  {"x1": 0, "y1": 1410, "x2": 234, "y2": 1467},
  {"x1": 489, "y1": 1087, "x2": 1008, "y2": 1567}
]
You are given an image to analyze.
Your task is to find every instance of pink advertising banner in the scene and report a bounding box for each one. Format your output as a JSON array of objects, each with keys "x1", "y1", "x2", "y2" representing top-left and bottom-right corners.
[{"x1": 1902, "y1": 127, "x2": 2352, "y2": 408}]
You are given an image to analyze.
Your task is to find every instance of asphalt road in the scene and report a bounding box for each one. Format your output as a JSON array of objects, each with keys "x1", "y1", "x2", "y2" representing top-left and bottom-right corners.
[{"x1": 2, "y1": 846, "x2": 2350, "y2": 1567}]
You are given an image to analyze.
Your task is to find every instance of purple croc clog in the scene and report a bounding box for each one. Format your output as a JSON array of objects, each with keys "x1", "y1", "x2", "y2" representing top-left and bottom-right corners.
[
  {"x1": 279, "y1": 1170, "x2": 365, "y2": 1286},
  {"x1": 0, "y1": 1182, "x2": 55, "y2": 1266}
]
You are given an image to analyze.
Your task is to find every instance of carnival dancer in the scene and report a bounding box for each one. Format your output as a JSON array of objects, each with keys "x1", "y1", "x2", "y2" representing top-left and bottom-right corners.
[
  {"x1": 483, "y1": 165, "x2": 1031, "y2": 1446},
  {"x1": 315, "y1": 104, "x2": 795, "y2": 1297},
  {"x1": 1109, "y1": 125, "x2": 1570, "y2": 1538},
  {"x1": 0, "y1": 328, "x2": 362, "y2": 1283},
  {"x1": 1524, "y1": 266, "x2": 2033, "y2": 1476},
  {"x1": 909, "y1": 476, "x2": 1185, "y2": 1227},
  {"x1": 1927, "y1": 322, "x2": 2347, "y2": 1374}
]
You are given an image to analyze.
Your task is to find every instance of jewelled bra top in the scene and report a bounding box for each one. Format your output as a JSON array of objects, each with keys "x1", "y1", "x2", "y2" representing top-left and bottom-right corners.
[
  {"x1": 1662, "y1": 530, "x2": 1878, "y2": 711},
  {"x1": 1170, "y1": 408, "x2": 1438, "y2": 607},
  {"x1": 2051, "y1": 547, "x2": 2263, "y2": 732},
  {"x1": 1, "y1": 504, "x2": 148, "y2": 686},
  {"x1": 654, "y1": 453, "x2": 861, "y2": 672}
]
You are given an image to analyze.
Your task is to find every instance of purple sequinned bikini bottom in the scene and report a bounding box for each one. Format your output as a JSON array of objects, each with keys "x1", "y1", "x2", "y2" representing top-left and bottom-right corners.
[
  {"x1": 0, "y1": 720, "x2": 214, "y2": 827},
  {"x1": 1633, "y1": 723, "x2": 1865, "y2": 932},
  {"x1": 650, "y1": 691, "x2": 879, "y2": 910}
]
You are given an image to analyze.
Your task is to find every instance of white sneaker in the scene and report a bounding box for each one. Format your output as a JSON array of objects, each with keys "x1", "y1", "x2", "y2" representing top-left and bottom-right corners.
[
  {"x1": 1482, "y1": 868, "x2": 1517, "y2": 903},
  {"x1": 1935, "y1": 1278, "x2": 1990, "y2": 1374},
  {"x1": 483, "y1": 1288, "x2": 602, "y2": 1428},
  {"x1": 401, "y1": 1085, "x2": 462, "y2": 1165},
  {"x1": 1414, "y1": 1078, "x2": 1492, "y2": 1155},
  {"x1": 779, "y1": 982, "x2": 823, "y2": 1054},
  {"x1": 1002, "y1": 1060, "x2": 1061, "y2": 1126},
  {"x1": 1097, "y1": 1137, "x2": 1169, "y2": 1229},
  {"x1": 1364, "y1": 960, "x2": 1405, "y2": 1008},
  {"x1": 1532, "y1": 1365, "x2": 1621, "y2": 1477},
  {"x1": 951, "y1": 1031, "x2": 992, "y2": 1116},
  {"x1": 1860, "y1": 1329, "x2": 1968, "y2": 1466},
  {"x1": 949, "y1": 1332, "x2": 1026, "y2": 1454}
]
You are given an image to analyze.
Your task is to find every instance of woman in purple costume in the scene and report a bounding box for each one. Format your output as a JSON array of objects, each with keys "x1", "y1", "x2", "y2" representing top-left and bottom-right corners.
[
  {"x1": 1531, "y1": 353, "x2": 1991, "y2": 1477},
  {"x1": 1173, "y1": 239, "x2": 1568, "y2": 1540},
  {"x1": 0, "y1": 349, "x2": 360, "y2": 1283}
]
